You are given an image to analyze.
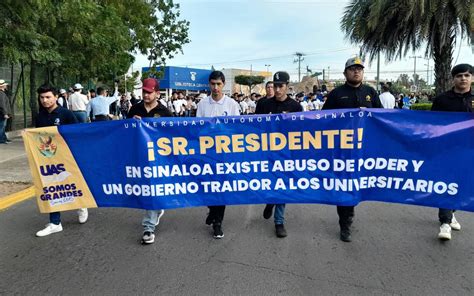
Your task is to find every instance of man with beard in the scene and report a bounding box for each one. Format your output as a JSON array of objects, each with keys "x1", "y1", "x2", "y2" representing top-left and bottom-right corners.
[{"x1": 322, "y1": 57, "x2": 382, "y2": 242}]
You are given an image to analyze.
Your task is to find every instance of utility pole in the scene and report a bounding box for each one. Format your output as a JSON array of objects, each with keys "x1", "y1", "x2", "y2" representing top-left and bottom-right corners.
[
  {"x1": 409, "y1": 55, "x2": 423, "y2": 88},
  {"x1": 425, "y1": 59, "x2": 430, "y2": 85},
  {"x1": 376, "y1": 52, "x2": 381, "y2": 92},
  {"x1": 293, "y1": 52, "x2": 305, "y2": 82}
]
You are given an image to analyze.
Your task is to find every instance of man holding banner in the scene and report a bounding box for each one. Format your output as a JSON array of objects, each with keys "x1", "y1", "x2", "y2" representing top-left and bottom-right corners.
[
  {"x1": 197, "y1": 71, "x2": 241, "y2": 239},
  {"x1": 34, "y1": 84, "x2": 89, "y2": 237},
  {"x1": 256, "y1": 71, "x2": 302, "y2": 238},
  {"x1": 322, "y1": 56, "x2": 382, "y2": 242},
  {"x1": 431, "y1": 63, "x2": 473, "y2": 241},
  {"x1": 127, "y1": 78, "x2": 173, "y2": 244}
]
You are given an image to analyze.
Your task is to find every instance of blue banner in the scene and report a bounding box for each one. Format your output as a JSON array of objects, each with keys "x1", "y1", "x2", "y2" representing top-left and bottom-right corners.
[{"x1": 23, "y1": 109, "x2": 474, "y2": 213}]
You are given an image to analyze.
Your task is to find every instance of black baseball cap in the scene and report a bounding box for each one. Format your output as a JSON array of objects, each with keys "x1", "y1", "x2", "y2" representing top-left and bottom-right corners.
[{"x1": 273, "y1": 71, "x2": 290, "y2": 84}]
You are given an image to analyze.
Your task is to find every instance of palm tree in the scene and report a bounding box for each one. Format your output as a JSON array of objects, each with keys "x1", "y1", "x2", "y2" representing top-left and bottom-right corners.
[{"x1": 341, "y1": 0, "x2": 473, "y2": 94}]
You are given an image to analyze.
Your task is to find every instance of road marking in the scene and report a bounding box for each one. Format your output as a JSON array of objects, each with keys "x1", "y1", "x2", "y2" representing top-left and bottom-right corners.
[
  {"x1": 0, "y1": 153, "x2": 26, "y2": 164},
  {"x1": 0, "y1": 186, "x2": 35, "y2": 211}
]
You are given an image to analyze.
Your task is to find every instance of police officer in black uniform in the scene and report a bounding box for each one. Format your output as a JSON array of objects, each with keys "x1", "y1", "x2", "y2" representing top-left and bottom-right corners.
[
  {"x1": 431, "y1": 63, "x2": 473, "y2": 241},
  {"x1": 322, "y1": 57, "x2": 383, "y2": 242}
]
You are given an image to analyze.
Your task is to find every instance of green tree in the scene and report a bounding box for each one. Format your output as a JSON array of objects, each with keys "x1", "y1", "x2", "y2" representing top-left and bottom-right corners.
[
  {"x1": 0, "y1": 0, "x2": 189, "y2": 124},
  {"x1": 341, "y1": 0, "x2": 473, "y2": 94},
  {"x1": 234, "y1": 75, "x2": 265, "y2": 94}
]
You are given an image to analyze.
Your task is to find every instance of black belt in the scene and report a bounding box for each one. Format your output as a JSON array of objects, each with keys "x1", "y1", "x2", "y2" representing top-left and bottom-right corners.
[{"x1": 93, "y1": 114, "x2": 109, "y2": 121}]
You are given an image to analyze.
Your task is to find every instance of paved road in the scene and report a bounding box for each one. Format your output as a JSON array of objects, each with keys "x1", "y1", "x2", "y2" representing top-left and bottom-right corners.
[
  {"x1": 1, "y1": 199, "x2": 473, "y2": 295},
  {"x1": 0, "y1": 137, "x2": 31, "y2": 183}
]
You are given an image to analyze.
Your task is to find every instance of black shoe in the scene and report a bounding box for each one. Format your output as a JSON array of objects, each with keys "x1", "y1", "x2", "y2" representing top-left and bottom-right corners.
[
  {"x1": 6, "y1": 139, "x2": 12, "y2": 143},
  {"x1": 213, "y1": 223, "x2": 224, "y2": 239},
  {"x1": 275, "y1": 224, "x2": 287, "y2": 238},
  {"x1": 340, "y1": 229, "x2": 352, "y2": 242},
  {"x1": 141, "y1": 231, "x2": 155, "y2": 244},
  {"x1": 263, "y1": 204, "x2": 275, "y2": 219}
]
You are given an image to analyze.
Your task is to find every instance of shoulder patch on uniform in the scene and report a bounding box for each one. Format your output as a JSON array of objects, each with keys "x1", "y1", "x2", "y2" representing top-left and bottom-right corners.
[{"x1": 366, "y1": 95, "x2": 371, "y2": 102}]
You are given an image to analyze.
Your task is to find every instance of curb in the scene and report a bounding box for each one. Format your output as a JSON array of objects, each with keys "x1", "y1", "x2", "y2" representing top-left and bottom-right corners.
[
  {"x1": 6, "y1": 129, "x2": 24, "y2": 139},
  {"x1": 0, "y1": 186, "x2": 35, "y2": 211}
]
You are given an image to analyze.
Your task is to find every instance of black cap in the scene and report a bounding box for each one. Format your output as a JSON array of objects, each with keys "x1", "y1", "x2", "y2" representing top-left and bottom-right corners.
[
  {"x1": 451, "y1": 64, "x2": 473, "y2": 77},
  {"x1": 273, "y1": 71, "x2": 290, "y2": 84}
]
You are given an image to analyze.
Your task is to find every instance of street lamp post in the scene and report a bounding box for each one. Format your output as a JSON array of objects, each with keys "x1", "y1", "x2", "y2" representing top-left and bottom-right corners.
[
  {"x1": 409, "y1": 55, "x2": 423, "y2": 90},
  {"x1": 265, "y1": 64, "x2": 271, "y2": 73}
]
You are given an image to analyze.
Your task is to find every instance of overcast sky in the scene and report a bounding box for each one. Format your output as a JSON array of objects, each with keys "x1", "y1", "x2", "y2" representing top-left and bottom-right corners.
[{"x1": 133, "y1": 0, "x2": 473, "y2": 82}]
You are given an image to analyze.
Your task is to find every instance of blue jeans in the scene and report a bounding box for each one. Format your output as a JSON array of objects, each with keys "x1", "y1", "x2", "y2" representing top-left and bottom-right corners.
[
  {"x1": 274, "y1": 204, "x2": 286, "y2": 225},
  {"x1": 49, "y1": 212, "x2": 61, "y2": 225},
  {"x1": 0, "y1": 118, "x2": 7, "y2": 143},
  {"x1": 142, "y1": 210, "x2": 163, "y2": 233},
  {"x1": 73, "y1": 111, "x2": 87, "y2": 123}
]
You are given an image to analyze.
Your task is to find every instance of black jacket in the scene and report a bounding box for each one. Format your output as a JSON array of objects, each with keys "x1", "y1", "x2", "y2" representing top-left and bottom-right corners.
[
  {"x1": 255, "y1": 96, "x2": 302, "y2": 114},
  {"x1": 431, "y1": 89, "x2": 473, "y2": 113},
  {"x1": 322, "y1": 83, "x2": 382, "y2": 110}
]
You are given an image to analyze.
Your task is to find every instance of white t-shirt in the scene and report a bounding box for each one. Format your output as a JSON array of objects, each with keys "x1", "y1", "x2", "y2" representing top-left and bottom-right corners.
[
  {"x1": 240, "y1": 101, "x2": 248, "y2": 114},
  {"x1": 173, "y1": 100, "x2": 183, "y2": 113},
  {"x1": 246, "y1": 99, "x2": 256, "y2": 112},
  {"x1": 196, "y1": 95, "x2": 240, "y2": 117},
  {"x1": 300, "y1": 101, "x2": 308, "y2": 111},
  {"x1": 379, "y1": 92, "x2": 395, "y2": 109},
  {"x1": 68, "y1": 91, "x2": 89, "y2": 111}
]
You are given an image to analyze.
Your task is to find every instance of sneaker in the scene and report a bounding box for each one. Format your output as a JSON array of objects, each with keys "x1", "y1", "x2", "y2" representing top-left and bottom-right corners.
[
  {"x1": 450, "y1": 215, "x2": 461, "y2": 231},
  {"x1": 438, "y1": 223, "x2": 452, "y2": 240},
  {"x1": 340, "y1": 229, "x2": 352, "y2": 242},
  {"x1": 263, "y1": 204, "x2": 275, "y2": 219},
  {"x1": 6, "y1": 139, "x2": 12, "y2": 143},
  {"x1": 78, "y1": 208, "x2": 88, "y2": 224},
  {"x1": 155, "y1": 210, "x2": 165, "y2": 226},
  {"x1": 36, "y1": 223, "x2": 63, "y2": 237},
  {"x1": 142, "y1": 231, "x2": 155, "y2": 244},
  {"x1": 213, "y1": 223, "x2": 224, "y2": 239},
  {"x1": 275, "y1": 224, "x2": 287, "y2": 238}
]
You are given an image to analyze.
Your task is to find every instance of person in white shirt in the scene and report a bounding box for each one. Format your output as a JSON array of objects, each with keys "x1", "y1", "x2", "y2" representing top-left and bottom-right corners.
[
  {"x1": 86, "y1": 85, "x2": 119, "y2": 121},
  {"x1": 68, "y1": 83, "x2": 90, "y2": 122},
  {"x1": 379, "y1": 84, "x2": 396, "y2": 109},
  {"x1": 176, "y1": 91, "x2": 187, "y2": 116},
  {"x1": 239, "y1": 98, "x2": 248, "y2": 114},
  {"x1": 297, "y1": 93, "x2": 308, "y2": 111},
  {"x1": 196, "y1": 71, "x2": 240, "y2": 239},
  {"x1": 246, "y1": 96, "x2": 256, "y2": 114}
]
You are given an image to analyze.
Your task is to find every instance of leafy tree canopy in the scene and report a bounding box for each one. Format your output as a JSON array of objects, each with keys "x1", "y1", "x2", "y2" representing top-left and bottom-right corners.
[{"x1": 235, "y1": 75, "x2": 265, "y2": 92}]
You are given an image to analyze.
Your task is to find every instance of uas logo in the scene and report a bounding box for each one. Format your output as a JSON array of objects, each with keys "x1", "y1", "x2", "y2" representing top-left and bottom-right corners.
[
  {"x1": 39, "y1": 163, "x2": 72, "y2": 185},
  {"x1": 37, "y1": 133, "x2": 57, "y2": 158},
  {"x1": 190, "y1": 72, "x2": 197, "y2": 81}
]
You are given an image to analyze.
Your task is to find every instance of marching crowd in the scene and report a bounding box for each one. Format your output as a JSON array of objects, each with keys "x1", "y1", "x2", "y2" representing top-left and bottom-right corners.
[{"x1": 2, "y1": 56, "x2": 472, "y2": 245}]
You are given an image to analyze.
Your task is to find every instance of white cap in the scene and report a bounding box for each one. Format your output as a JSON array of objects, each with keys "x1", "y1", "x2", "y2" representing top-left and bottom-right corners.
[
  {"x1": 73, "y1": 83, "x2": 83, "y2": 90},
  {"x1": 59, "y1": 89, "x2": 67, "y2": 94}
]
